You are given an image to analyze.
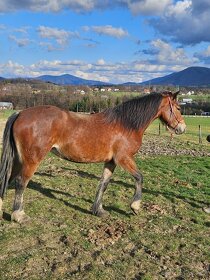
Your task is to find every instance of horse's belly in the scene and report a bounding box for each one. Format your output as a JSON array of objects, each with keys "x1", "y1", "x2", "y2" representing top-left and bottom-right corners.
[{"x1": 51, "y1": 143, "x2": 113, "y2": 163}]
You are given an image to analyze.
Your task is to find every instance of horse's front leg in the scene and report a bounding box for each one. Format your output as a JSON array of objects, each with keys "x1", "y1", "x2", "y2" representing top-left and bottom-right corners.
[
  {"x1": 92, "y1": 160, "x2": 116, "y2": 217},
  {"x1": 130, "y1": 172, "x2": 143, "y2": 215},
  {"x1": 117, "y1": 155, "x2": 143, "y2": 215}
]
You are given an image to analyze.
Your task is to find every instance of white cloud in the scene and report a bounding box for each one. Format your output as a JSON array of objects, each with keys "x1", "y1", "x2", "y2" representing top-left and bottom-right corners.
[
  {"x1": 0, "y1": 60, "x2": 25, "y2": 77},
  {"x1": 150, "y1": 39, "x2": 197, "y2": 65},
  {"x1": 150, "y1": 0, "x2": 210, "y2": 45},
  {"x1": 8, "y1": 35, "x2": 31, "y2": 47},
  {"x1": 96, "y1": 59, "x2": 106, "y2": 65},
  {"x1": 128, "y1": 0, "x2": 172, "y2": 16},
  {"x1": 37, "y1": 26, "x2": 79, "y2": 46},
  {"x1": 194, "y1": 45, "x2": 210, "y2": 63},
  {"x1": 202, "y1": 46, "x2": 210, "y2": 57},
  {"x1": 1, "y1": 1, "x2": 210, "y2": 45},
  {"x1": 0, "y1": 53, "x2": 199, "y2": 83},
  {"x1": 166, "y1": 0, "x2": 191, "y2": 17},
  {"x1": 13, "y1": 26, "x2": 30, "y2": 34},
  {"x1": 39, "y1": 42, "x2": 64, "y2": 52},
  {"x1": 89, "y1": 25, "x2": 128, "y2": 39},
  {"x1": 75, "y1": 70, "x2": 109, "y2": 82},
  {"x1": 0, "y1": 0, "x2": 98, "y2": 13},
  {"x1": 0, "y1": 0, "x2": 172, "y2": 14}
]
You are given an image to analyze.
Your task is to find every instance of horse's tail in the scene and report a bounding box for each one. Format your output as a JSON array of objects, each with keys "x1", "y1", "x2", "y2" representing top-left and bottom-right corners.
[{"x1": 0, "y1": 113, "x2": 19, "y2": 198}]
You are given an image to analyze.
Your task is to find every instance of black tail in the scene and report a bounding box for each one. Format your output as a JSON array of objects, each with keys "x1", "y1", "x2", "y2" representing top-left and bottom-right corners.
[{"x1": 0, "y1": 113, "x2": 19, "y2": 198}]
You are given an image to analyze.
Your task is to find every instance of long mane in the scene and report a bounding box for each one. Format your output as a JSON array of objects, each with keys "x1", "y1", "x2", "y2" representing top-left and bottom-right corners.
[{"x1": 103, "y1": 93, "x2": 163, "y2": 130}]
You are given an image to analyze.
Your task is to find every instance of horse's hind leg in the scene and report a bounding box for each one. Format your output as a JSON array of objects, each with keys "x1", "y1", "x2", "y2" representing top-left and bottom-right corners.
[
  {"x1": 0, "y1": 156, "x2": 21, "y2": 219},
  {"x1": 92, "y1": 160, "x2": 116, "y2": 217},
  {"x1": 0, "y1": 197, "x2": 3, "y2": 219},
  {"x1": 11, "y1": 163, "x2": 39, "y2": 224}
]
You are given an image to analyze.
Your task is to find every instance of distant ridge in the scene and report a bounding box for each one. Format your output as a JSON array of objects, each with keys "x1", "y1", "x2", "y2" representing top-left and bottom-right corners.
[
  {"x1": 140, "y1": 66, "x2": 210, "y2": 86},
  {"x1": 1, "y1": 66, "x2": 210, "y2": 86},
  {"x1": 36, "y1": 74, "x2": 111, "y2": 86}
]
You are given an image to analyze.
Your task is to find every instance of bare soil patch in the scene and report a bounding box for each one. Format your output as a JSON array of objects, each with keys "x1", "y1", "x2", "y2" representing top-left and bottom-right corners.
[{"x1": 140, "y1": 134, "x2": 210, "y2": 157}]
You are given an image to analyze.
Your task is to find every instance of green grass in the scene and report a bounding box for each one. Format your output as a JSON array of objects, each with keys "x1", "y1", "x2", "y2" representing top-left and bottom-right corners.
[
  {"x1": 0, "y1": 152, "x2": 210, "y2": 279},
  {"x1": 0, "y1": 109, "x2": 210, "y2": 279},
  {"x1": 0, "y1": 109, "x2": 15, "y2": 119},
  {"x1": 183, "y1": 94, "x2": 210, "y2": 102}
]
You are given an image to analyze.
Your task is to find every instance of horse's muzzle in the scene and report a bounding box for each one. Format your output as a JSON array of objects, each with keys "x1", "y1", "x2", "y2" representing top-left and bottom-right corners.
[{"x1": 175, "y1": 123, "x2": 186, "y2": 135}]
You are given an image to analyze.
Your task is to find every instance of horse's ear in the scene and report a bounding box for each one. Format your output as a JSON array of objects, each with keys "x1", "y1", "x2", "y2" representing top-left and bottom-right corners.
[
  {"x1": 172, "y1": 91, "x2": 180, "y2": 100},
  {"x1": 161, "y1": 91, "x2": 172, "y2": 97}
]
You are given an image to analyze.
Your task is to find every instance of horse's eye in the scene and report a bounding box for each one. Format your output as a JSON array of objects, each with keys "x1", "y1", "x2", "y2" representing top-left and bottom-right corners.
[{"x1": 177, "y1": 107, "x2": 181, "y2": 111}]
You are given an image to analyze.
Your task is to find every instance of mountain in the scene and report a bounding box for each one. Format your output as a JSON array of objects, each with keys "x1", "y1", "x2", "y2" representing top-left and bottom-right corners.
[
  {"x1": 2, "y1": 66, "x2": 210, "y2": 87},
  {"x1": 36, "y1": 74, "x2": 110, "y2": 86},
  {"x1": 140, "y1": 66, "x2": 210, "y2": 86},
  {"x1": 37, "y1": 67, "x2": 210, "y2": 87}
]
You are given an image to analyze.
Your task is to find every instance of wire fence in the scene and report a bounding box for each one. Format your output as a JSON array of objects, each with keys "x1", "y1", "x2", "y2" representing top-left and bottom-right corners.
[{"x1": 146, "y1": 116, "x2": 210, "y2": 145}]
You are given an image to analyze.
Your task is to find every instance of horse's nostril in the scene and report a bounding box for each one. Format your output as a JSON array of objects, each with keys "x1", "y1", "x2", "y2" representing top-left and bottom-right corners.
[
  {"x1": 176, "y1": 124, "x2": 186, "y2": 134},
  {"x1": 175, "y1": 128, "x2": 180, "y2": 134}
]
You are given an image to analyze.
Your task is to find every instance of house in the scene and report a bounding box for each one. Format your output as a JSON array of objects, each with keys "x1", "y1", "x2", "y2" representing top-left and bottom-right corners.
[
  {"x1": 201, "y1": 112, "x2": 210, "y2": 116},
  {"x1": 186, "y1": 91, "x2": 194, "y2": 95},
  {"x1": 182, "y1": 98, "x2": 193, "y2": 104},
  {"x1": 0, "y1": 102, "x2": 13, "y2": 110}
]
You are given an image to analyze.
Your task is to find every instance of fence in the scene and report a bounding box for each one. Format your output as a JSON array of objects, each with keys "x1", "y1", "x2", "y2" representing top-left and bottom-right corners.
[{"x1": 146, "y1": 116, "x2": 210, "y2": 144}]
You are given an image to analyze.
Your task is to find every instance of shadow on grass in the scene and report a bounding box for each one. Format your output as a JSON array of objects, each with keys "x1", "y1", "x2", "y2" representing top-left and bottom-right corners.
[
  {"x1": 61, "y1": 167, "x2": 208, "y2": 209},
  {"x1": 28, "y1": 180, "x2": 92, "y2": 215},
  {"x1": 28, "y1": 178, "x2": 131, "y2": 216},
  {"x1": 28, "y1": 180, "x2": 131, "y2": 217},
  {"x1": 32, "y1": 167, "x2": 208, "y2": 215},
  {"x1": 35, "y1": 171, "x2": 55, "y2": 177},
  {"x1": 2, "y1": 212, "x2": 11, "y2": 221}
]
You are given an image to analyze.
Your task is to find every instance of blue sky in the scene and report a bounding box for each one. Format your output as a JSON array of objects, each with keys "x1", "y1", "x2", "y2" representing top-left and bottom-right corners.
[{"x1": 1, "y1": 0, "x2": 210, "y2": 83}]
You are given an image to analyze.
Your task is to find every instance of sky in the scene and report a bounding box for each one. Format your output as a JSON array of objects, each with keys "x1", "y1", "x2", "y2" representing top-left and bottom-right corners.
[{"x1": 1, "y1": 0, "x2": 210, "y2": 84}]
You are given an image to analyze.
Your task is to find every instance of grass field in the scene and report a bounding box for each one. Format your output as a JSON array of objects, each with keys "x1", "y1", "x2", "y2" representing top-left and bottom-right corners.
[{"x1": 0, "y1": 110, "x2": 210, "y2": 279}]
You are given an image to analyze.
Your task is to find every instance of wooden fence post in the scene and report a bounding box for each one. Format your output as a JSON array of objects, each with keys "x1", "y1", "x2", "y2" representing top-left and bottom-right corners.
[{"x1": 199, "y1": 125, "x2": 202, "y2": 144}]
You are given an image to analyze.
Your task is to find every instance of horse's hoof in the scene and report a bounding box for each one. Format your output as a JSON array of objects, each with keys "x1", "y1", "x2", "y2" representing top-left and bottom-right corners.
[
  {"x1": 92, "y1": 208, "x2": 109, "y2": 218},
  {"x1": 203, "y1": 207, "x2": 210, "y2": 214},
  {"x1": 11, "y1": 210, "x2": 31, "y2": 224},
  {"x1": 130, "y1": 201, "x2": 140, "y2": 215},
  {"x1": 97, "y1": 209, "x2": 109, "y2": 217}
]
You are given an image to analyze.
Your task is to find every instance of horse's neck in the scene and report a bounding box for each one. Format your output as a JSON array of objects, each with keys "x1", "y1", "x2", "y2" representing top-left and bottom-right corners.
[{"x1": 138, "y1": 113, "x2": 159, "y2": 135}]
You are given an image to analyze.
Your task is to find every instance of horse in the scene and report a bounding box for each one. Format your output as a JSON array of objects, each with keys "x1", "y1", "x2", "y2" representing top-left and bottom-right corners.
[{"x1": 0, "y1": 91, "x2": 186, "y2": 223}]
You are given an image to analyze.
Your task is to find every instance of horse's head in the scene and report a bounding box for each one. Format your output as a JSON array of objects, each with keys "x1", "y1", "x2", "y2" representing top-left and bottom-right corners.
[{"x1": 159, "y1": 91, "x2": 186, "y2": 135}]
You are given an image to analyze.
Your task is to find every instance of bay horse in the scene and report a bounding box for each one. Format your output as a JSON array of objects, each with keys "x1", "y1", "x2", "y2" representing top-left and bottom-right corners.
[{"x1": 0, "y1": 91, "x2": 186, "y2": 223}]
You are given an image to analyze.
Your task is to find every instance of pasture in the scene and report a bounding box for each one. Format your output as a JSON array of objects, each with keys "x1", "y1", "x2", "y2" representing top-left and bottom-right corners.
[{"x1": 0, "y1": 111, "x2": 210, "y2": 279}]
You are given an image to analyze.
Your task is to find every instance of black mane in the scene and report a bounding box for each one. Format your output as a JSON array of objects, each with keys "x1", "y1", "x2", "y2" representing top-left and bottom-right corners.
[{"x1": 103, "y1": 93, "x2": 163, "y2": 130}]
